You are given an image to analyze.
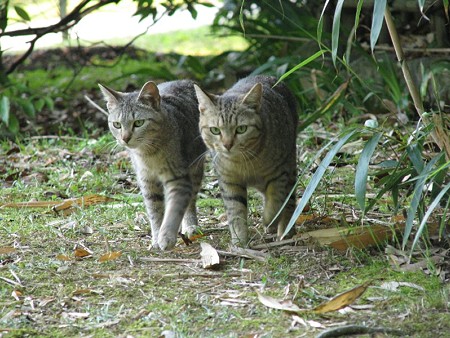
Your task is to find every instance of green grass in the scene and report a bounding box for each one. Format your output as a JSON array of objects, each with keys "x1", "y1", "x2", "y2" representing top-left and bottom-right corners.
[
  {"x1": 2, "y1": 136, "x2": 449, "y2": 336},
  {"x1": 129, "y1": 26, "x2": 247, "y2": 56}
]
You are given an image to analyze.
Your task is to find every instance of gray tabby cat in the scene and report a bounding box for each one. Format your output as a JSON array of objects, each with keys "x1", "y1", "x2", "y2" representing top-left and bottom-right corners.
[
  {"x1": 99, "y1": 80, "x2": 206, "y2": 250},
  {"x1": 194, "y1": 75, "x2": 298, "y2": 247}
]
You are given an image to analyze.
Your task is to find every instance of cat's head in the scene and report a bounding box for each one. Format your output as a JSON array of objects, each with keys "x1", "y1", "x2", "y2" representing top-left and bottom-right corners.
[
  {"x1": 194, "y1": 83, "x2": 263, "y2": 158},
  {"x1": 99, "y1": 81, "x2": 163, "y2": 150}
]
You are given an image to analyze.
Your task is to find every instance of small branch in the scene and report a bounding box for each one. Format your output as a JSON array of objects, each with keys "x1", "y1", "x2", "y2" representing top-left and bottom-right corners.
[{"x1": 85, "y1": 95, "x2": 108, "y2": 116}]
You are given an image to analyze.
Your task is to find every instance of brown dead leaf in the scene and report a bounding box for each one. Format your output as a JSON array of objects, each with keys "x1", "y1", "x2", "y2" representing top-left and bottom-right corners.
[
  {"x1": 98, "y1": 251, "x2": 122, "y2": 263},
  {"x1": 0, "y1": 247, "x2": 16, "y2": 255},
  {"x1": 72, "y1": 289, "x2": 103, "y2": 296},
  {"x1": 257, "y1": 292, "x2": 303, "y2": 313},
  {"x1": 74, "y1": 248, "x2": 91, "y2": 258},
  {"x1": 200, "y1": 242, "x2": 220, "y2": 269},
  {"x1": 56, "y1": 254, "x2": 72, "y2": 261},
  {"x1": 312, "y1": 281, "x2": 371, "y2": 314},
  {"x1": 0, "y1": 194, "x2": 115, "y2": 212}
]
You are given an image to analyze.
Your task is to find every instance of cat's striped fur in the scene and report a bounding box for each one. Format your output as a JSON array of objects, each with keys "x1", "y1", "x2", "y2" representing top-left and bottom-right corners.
[
  {"x1": 99, "y1": 80, "x2": 206, "y2": 250},
  {"x1": 194, "y1": 75, "x2": 298, "y2": 247}
]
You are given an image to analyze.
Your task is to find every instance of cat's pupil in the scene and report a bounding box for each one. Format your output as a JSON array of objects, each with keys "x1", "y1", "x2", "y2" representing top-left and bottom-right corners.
[
  {"x1": 236, "y1": 125, "x2": 247, "y2": 134},
  {"x1": 134, "y1": 119, "x2": 145, "y2": 128},
  {"x1": 113, "y1": 122, "x2": 121, "y2": 129},
  {"x1": 210, "y1": 127, "x2": 221, "y2": 135}
]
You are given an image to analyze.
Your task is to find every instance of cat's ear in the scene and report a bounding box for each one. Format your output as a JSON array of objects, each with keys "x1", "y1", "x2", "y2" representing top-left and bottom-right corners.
[
  {"x1": 98, "y1": 84, "x2": 122, "y2": 111},
  {"x1": 241, "y1": 83, "x2": 262, "y2": 112},
  {"x1": 194, "y1": 84, "x2": 216, "y2": 114},
  {"x1": 138, "y1": 81, "x2": 160, "y2": 110}
]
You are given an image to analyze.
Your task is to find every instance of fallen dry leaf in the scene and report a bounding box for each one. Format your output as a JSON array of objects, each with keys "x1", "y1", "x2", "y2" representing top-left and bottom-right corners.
[
  {"x1": 0, "y1": 247, "x2": 16, "y2": 255},
  {"x1": 56, "y1": 254, "x2": 72, "y2": 261},
  {"x1": 74, "y1": 248, "x2": 91, "y2": 258},
  {"x1": 99, "y1": 251, "x2": 122, "y2": 263},
  {"x1": 0, "y1": 194, "x2": 115, "y2": 213},
  {"x1": 257, "y1": 292, "x2": 303, "y2": 313},
  {"x1": 312, "y1": 281, "x2": 371, "y2": 314},
  {"x1": 200, "y1": 242, "x2": 220, "y2": 269}
]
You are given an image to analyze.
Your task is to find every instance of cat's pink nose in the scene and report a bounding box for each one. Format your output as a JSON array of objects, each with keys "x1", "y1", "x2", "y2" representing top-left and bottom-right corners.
[
  {"x1": 223, "y1": 142, "x2": 233, "y2": 151},
  {"x1": 122, "y1": 133, "x2": 132, "y2": 144}
]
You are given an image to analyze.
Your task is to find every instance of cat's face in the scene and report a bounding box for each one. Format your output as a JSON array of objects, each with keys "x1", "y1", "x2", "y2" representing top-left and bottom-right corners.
[
  {"x1": 194, "y1": 83, "x2": 263, "y2": 159},
  {"x1": 99, "y1": 82, "x2": 163, "y2": 151}
]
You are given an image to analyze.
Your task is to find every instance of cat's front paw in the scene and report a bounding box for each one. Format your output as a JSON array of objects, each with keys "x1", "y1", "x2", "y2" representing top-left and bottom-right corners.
[{"x1": 157, "y1": 234, "x2": 177, "y2": 251}]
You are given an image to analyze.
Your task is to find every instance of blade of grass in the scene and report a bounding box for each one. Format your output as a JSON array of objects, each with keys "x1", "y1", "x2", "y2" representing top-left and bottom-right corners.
[
  {"x1": 355, "y1": 132, "x2": 382, "y2": 213},
  {"x1": 282, "y1": 129, "x2": 357, "y2": 239}
]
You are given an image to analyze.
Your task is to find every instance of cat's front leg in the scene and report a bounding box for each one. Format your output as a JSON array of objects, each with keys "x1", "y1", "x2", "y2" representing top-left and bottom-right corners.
[
  {"x1": 221, "y1": 180, "x2": 249, "y2": 247},
  {"x1": 263, "y1": 172, "x2": 296, "y2": 240},
  {"x1": 158, "y1": 176, "x2": 193, "y2": 250},
  {"x1": 140, "y1": 179, "x2": 165, "y2": 249}
]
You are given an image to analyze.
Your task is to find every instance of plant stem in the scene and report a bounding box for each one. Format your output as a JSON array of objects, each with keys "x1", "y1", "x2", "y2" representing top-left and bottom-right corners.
[{"x1": 384, "y1": 7, "x2": 450, "y2": 160}]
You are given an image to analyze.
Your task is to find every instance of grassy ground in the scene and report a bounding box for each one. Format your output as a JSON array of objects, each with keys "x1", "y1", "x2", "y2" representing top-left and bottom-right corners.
[{"x1": 1, "y1": 133, "x2": 449, "y2": 337}]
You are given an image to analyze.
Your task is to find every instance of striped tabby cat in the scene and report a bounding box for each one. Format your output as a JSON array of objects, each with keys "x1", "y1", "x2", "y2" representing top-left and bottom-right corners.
[
  {"x1": 99, "y1": 80, "x2": 206, "y2": 250},
  {"x1": 194, "y1": 75, "x2": 298, "y2": 247}
]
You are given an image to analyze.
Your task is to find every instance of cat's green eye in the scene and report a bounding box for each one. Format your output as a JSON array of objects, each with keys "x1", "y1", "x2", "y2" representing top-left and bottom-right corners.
[
  {"x1": 236, "y1": 125, "x2": 247, "y2": 134},
  {"x1": 134, "y1": 120, "x2": 145, "y2": 128},
  {"x1": 112, "y1": 122, "x2": 121, "y2": 129},
  {"x1": 210, "y1": 127, "x2": 221, "y2": 135}
]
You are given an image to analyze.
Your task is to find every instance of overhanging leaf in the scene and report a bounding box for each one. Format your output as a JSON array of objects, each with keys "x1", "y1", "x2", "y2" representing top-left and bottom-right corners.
[
  {"x1": 370, "y1": 0, "x2": 387, "y2": 52},
  {"x1": 275, "y1": 50, "x2": 326, "y2": 85},
  {"x1": 14, "y1": 5, "x2": 31, "y2": 21},
  {"x1": 410, "y1": 181, "x2": 450, "y2": 252},
  {"x1": 403, "y1": 153, "x2": 443, "y2": 249},
  {"x1": 0, "y1": 96, "x2": 10, "y2": 124},
  {"x1": 317, "y1": 0, "x2": 331, "y2": 47},
  {"x1": 355, "y1": 132, "x2": 382, "y2": 212},
  {"x1": 282, "y1": 130, "x2": 357, "y2": 239},
  {"x1": 331, "y1": 0, "x2": 345, "y2": 66}
]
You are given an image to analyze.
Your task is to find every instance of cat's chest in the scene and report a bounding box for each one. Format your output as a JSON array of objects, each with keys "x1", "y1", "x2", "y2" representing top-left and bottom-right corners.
[{"x1": 130, "y1": 152, "x2": 170, "y2": 177}]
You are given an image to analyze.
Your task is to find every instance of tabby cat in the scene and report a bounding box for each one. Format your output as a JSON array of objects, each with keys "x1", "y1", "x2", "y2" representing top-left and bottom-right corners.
[
  {"x1": 194, "y1": 75, "x2": 298, "y2": 247},
  {"x1": 99, "y1": 80, "x2": 206, "y2": 250}
]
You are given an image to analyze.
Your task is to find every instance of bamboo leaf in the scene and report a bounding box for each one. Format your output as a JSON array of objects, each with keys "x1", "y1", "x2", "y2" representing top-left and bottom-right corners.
[
  {"x1": 331, "y1": 0, "x2": 345, "y2": 66},
  {"x1": 317, "y1": 0, "x2": 331, "y2": 46},
  {"x1": 370, "y1": 0, "x2": 387, "y2": 52},
  {"x1": 444, "y1": 0, "x2": 449, "y2": 21},
  {"x1": 410, "y1": 181, "x2": 450, "y2": 252},
  {"x1": 282, "y1": 130, "x2": 357, "y2": 239},
  {"x1": 354, "y1": 0, "x2": 364, "y2": 39},
  {"x1": 0, "y1": 96, "x2": 10, "y2": 125},
  {"x1": 355, "y1": 132, "x2": 382, "y2": 212},
  {"x1": 275, "y1": 50, "x2": 326, "y2": 85},
  {"x1": 407, "y1": 144, "x2": 424, "y2": 174},
  {"x1": 298, "y1": 81, "x2": 348, "y2": 132},
  {"x1": 403, "y1": 153, "x2": 443, "y2": 249},
  {"x1": 14, "y1": 5, "x2": 31, "y2": 21}
]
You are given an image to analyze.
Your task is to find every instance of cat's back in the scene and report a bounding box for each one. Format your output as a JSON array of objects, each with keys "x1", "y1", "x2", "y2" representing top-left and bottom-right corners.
[{"x1": 158, "y1": 80, "x2": 197, "y2": 105}]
